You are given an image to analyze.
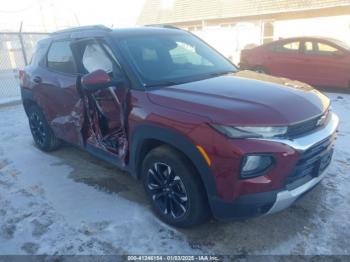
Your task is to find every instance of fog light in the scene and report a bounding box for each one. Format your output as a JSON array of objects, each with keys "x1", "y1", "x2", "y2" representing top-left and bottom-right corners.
[{"x1": 240, "y1": 155, "x2": 274, "y2": 178}]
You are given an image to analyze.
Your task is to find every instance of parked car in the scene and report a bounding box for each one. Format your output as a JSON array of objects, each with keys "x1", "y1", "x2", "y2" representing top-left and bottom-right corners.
[
  {"x1": 20, "y1": 26, "x2": 338, "y2": 227},
  {"x1": 240, "y1": 37, "x2": 350, "y2": 89}
]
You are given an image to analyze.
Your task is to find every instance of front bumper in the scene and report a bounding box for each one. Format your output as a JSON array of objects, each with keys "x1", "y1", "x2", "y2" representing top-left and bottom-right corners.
[
  {"x1": 211, "y1": 112, "x2": 339, "y2": 220},
  {"x1": 265, "y1": 166, "x2": 329, "y2": 215}
]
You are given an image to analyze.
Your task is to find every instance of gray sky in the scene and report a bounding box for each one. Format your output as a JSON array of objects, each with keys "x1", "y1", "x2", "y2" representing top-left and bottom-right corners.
[{"x1": 0, "y1": 0, "x2": 145, "y2": 32}]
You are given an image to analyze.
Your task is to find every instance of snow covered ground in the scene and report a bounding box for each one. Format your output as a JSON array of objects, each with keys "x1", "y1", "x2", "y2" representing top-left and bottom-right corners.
[{"x1": 0, "y1": 92, "x2": 349, "y2": 255}]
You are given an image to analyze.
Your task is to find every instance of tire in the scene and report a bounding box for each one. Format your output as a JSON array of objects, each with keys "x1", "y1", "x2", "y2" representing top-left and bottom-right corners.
[
  {"x1": 27, "y1": 104, "x2": 61, "y2": 152},
  {"x1": 141, "y1": 145, "x2": 210, "y2": 228}
]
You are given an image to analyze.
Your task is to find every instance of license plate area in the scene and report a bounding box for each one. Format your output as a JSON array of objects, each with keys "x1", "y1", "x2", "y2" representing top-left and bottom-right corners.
[{"x1": 316, "y1": 148, "x2": 334, "y2": 176}]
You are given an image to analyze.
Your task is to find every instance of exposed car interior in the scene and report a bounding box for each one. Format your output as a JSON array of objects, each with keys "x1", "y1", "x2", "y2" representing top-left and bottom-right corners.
[{"x1": 73, "y1": 39, "x2": 127, "y2": 154}]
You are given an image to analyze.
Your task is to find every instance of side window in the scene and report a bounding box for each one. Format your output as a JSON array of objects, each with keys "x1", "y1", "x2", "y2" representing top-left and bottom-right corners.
[
  {"x1": 47, "y1": 41, "x2": 76, "y2": 74},
  {"x1": 304, "y1": 41, "x2": 314, "y2": 52},
  {"x1": 82, "y1": 43, "x2": 114, "y2": 73},
  {"x1": 303, "y1": 41, "x2": 317, "y2": 55},
  {"x1": 316, "y1": 42, "x2": 339, "y2": 55},
  {"x1": 275, "y1": 41, "x2": 300, "y2": 53}
]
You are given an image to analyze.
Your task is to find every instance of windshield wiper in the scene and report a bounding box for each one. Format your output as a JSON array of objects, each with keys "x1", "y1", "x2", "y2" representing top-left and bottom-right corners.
[
  {"x1": 145, "y1": 81, "x2": 178, "y2": 88},
  {"x1": 208, "y1": 70, "x2": 236, "y2": 77},
  {"x1": 144, "y1": 71, "x2": 236, "y2": 88}
]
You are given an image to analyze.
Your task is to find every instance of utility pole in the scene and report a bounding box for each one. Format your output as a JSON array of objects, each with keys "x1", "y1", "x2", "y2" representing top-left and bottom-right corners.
[{"x1": 18, "y1": 22, "x2": 28, "y2": 65}]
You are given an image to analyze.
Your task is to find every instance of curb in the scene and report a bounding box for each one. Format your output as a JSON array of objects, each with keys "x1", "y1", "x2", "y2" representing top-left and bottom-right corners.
[{"x1": 0, "y1": 99, "x2": 22, "y2": 108}]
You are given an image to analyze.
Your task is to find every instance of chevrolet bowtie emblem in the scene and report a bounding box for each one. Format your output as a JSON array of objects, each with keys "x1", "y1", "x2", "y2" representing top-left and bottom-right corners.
[{"x1": 317, "y1": 114, "x2": 327, "y2": 126}]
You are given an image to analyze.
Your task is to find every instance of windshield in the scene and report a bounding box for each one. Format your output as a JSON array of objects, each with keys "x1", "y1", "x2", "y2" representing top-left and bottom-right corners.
[{"x1": 115, "y1": 32, "x2": 237, "y2": 87}]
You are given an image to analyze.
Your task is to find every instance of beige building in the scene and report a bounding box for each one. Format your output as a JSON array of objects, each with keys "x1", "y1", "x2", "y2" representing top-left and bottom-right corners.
[{"x1": 138, "y1": 0, "x2": 350, "y2": 63}]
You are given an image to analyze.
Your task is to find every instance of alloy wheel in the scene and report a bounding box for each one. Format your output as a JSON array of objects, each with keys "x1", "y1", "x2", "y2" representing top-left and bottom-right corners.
[
  {"x1": 147, "y1": 162, "x2": 189, "y2": 219},
  {"x1": 29, "y1": 112, "x2": 46, "y2": 147}
]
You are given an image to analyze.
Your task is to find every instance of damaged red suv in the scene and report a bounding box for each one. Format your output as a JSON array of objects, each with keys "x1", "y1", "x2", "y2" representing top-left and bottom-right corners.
[{"x1": 20, "y1": 25, "x2": 339, "y2": 227}]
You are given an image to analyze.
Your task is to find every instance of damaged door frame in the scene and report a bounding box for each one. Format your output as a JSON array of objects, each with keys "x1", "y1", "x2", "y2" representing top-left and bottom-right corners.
[{"x1": 70, "y1": 37, "x2": 131, "y2": 168}]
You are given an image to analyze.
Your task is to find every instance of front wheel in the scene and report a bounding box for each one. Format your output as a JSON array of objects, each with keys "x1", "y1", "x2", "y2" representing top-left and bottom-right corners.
[
  {"x1": 27, "y1": 105, "x2": 61, "y2": 152},
  {"x1": 141, "y1": 145, "x2": 210, "y2": 227}
]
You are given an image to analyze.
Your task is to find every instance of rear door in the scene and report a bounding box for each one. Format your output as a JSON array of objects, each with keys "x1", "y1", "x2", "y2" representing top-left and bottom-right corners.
[
  {"x1": 264, "y1": 40, "x2": 304, "y2": 80},
  {"x1": 299, "y1": 40, "x2": 349, "y2": 88},
  {"x1": 31, "y1": 39, "x2": 85, "y2": 145}
]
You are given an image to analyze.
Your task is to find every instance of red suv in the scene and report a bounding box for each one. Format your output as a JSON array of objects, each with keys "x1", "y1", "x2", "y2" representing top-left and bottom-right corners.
[
  {"x1": 240, "y1": 37, "x2": 350, "y2": 89},
  {"x1": 20, "y1": 26, "x2": 338, "y2": 227}
]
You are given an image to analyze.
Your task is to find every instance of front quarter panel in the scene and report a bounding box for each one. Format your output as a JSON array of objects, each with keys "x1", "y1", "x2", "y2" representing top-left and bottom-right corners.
[{"x1": 128, "y1": 90, "x2": 219, "y2": 199}]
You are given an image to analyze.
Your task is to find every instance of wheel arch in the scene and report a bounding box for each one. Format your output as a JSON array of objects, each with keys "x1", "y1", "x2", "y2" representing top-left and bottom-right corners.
[
  {"x1": 21, "y1": 88, "x2": 38, "y2": 115},
  {"x1": 129, "y1": 124, "x2": 218, "y2": 198}
]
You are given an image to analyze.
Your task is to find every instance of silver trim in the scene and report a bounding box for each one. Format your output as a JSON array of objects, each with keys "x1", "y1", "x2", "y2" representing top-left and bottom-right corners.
[
  {"x1": 266, "y1": 166, "x2": 329, "y2": 215},
  {"x1": 254, "y1": 112, "x2": 339, "y2": 152},
  {"x1": 262, "y1": 112, "x2": 339, "y2": 215}
]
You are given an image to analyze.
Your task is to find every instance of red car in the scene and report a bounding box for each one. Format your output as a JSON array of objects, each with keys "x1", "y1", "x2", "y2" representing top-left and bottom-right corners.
[
  {"x1": 20, "y1": 26, "x2": 338, "y2": 227},
  {"x1": 240, "y1": 37, "x2": 350, "y2": 89}
]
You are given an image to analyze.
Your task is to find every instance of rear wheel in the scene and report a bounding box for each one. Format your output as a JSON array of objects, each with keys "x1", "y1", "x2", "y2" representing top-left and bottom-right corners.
[
  {"x1": 141, "y1": 145, "x2": 209, "y2": 227},
  {"x1": 27, "y1": 105, "x2": 61, "y2": 152}
]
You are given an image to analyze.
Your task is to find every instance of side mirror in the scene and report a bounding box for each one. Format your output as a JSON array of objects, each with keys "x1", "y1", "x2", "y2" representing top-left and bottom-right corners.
[{"x1": 81, "y1": 70, "x2": 113, "y2": 92}]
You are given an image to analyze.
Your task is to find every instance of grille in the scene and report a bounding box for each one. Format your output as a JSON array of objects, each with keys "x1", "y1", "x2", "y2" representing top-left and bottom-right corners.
[
  {"x1": 286, "y1": 112, "x2": 329, "y2": 138},
  {"x1": 286, "y1": 134, "x2": 336, "y2": 188}
]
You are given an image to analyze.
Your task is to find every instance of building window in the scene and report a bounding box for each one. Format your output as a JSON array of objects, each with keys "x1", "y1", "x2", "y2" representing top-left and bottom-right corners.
[
  {"x1": 220, "y1": 23, "x2": 235, "y2": 28},
  {"x1": 188, "y1": 25, "x2": 203, "y2": 32},
  {"x1": 263, "y1": 22, "x2": 274, "y2": 43}
]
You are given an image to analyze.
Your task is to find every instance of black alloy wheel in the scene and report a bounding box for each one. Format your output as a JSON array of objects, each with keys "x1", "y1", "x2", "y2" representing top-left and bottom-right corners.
[
  {"x1": 142, "y1": 145, "x2": 210, "y2": 227},
  {"x1": 29, "y1": 111, "x2": 46, "y2": 148},
  {"x1": 147, "y1": 162, "x2": 189, "y2": 219},
  {"x1": 27, "y1": 105, "x2": 61, "y2": 152}
]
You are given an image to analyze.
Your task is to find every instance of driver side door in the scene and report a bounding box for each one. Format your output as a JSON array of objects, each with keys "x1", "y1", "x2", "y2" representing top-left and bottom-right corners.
[{"x1": 72, "y1": 38, "x2": 128, "y2": 156}]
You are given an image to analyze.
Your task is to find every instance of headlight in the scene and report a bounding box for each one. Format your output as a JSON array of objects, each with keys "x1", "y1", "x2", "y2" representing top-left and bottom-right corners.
[{"x1": 210, "y1": 124, "x2": 287, "y2": 138}]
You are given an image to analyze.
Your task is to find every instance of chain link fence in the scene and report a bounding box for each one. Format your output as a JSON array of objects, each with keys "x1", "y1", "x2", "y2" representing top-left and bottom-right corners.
[{"x1": 0, "y1": 32, "x2": 48, "y2": 102}]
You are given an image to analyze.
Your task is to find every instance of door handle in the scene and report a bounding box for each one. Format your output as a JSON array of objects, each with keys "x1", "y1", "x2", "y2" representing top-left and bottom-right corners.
[{"x1": 33, "y1": 76, "x2": 42, "y2": 84}]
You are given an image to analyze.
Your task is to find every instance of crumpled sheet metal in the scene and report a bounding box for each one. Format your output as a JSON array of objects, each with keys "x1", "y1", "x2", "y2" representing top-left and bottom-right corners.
[
  {"x1": 83, "y1": 89, "x2": 129, "y2": 166},
  {"x1": 36, "y1": 84, "x2": 129, "y2": 167}
]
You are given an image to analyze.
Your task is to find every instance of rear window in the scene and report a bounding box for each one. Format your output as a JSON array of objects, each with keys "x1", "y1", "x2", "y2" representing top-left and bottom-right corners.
[
  {"x1": 47, "y1": 41, "x2": 76, "y2": 74},
  {"x1": 316, "y1": 42, "x2": 339, "y2": 54}
]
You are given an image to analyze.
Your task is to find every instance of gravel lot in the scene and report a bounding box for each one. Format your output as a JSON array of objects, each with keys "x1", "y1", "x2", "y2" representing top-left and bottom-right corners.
[{"x1": 0, "y1": 92, "x2": 349, "y2": 256}]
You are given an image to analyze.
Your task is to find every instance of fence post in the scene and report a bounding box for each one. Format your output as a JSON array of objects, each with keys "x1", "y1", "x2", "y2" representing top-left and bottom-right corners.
[{"x1": 18, "y1": 22, "x2": 28, "y2": 66}]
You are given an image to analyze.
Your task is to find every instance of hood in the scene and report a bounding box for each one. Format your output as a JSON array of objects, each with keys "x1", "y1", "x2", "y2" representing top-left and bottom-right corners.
[{"x1": 147, "y1": 70, "x2": 330, "y2": 126}]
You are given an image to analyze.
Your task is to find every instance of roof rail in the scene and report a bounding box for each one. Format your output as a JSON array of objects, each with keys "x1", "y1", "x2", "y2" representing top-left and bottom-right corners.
[
  {"x1": 145, "y1": 24, "x2": 181, "y2": 30},
  {"x1": 51, "y1": 25, "x2": 112, "y2": 36}
]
